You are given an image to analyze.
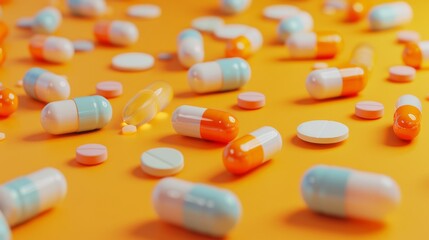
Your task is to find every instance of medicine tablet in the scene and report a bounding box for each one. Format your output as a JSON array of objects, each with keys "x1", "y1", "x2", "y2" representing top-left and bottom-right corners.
[
  {"x1": 122, "y1": 125, "x2": 137, "y2": 135},
  {"x1": 312, "y1": 62, "x2": 329, "y2": 70},
  {"x1": 112, "y1": 52, "x2": 154, "y2": 71},
  {"x1": 140, "y1": 147, "x2": 184, "y2": 177},
  {"x1": 96, "y1": 81, "x2": 123, "y2": 98},
  {"x1": 192, "y1": 16, "x2": 224, "y2": 33},
  {"x1": 76, "y1": 143, "x2": 107, "y2": 165},
  {"x1": 127, "y1": 4, "x2": 161, "y2": 19},
  {"x1": 297, "y1": 120, "x2": 349, "y2": 144},
  {"x1": 16, "y1": 80, "x2": 23, "y2": 87},
  {"x1": 237, "y1": 91, "x2": 265, "y2": 109},
  {"x1": 396, "y1": 30, "x2": 420, "y2": 43},
  {"x1": 263, "y1": 4, "x2": 300, "y2": 20},
  {"x1": 214, "y1": 24, "x2": 251, "y2": 40},
  {"x1": 16, "y1": 17, "x2": 33, "y2": 28},
  {"x1": 73, "y1": 40, "x2": 94, "y2": 52},
  {"x1": 355, "y1": 101, "x2": 384, "y2": 119},
  {"x1": 0, "y1": 132, "x2": 5, "y2": 141},
  {"x1": 157, "y1": 52, "x2": 173, "y2": 61},
  {"x1": 389, "y1": 65, "x2": 416, "y2": 82}
]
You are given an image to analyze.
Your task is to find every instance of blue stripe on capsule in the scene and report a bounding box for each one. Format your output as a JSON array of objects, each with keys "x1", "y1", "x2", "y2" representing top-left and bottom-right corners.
[
  {"x1": 217, "y1": 58, "x2": 251, "y2": 91},
  {"x1": 74, "y1": 96, "x2": 112, "y2": 132},
  {"x1": 4, "y1": 177, "x2": 40, "y2": 224},
  {"x1": 33, "y1": 11, "x2": 59, "y2": 34},
  {"x1": 23, "y1": 67, "x2": 46, "y2": 100},
  {"x1": 178, "y1": 29, "x2": 202, "y2": 42},
  {"x1": 278, "y1": 15, "x2": 305, "y2": 35}
]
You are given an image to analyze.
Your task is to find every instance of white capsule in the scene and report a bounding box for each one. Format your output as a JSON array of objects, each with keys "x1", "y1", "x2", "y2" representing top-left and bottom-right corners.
[
  {"x1": 277, "y1": 11, "x2": 313, "y2": 42},
  {"x1": 94, "y1": 20, "x2": 139, "y2": 46},
  {"x1": 29, "y1": 35, "x2": 74, "y2": 63},
  {"x1": 368, "y1": 1, "x2": 412, "y2": 30},
  {"x1": 177, "y1": 29, "x2": 204, "y2": 68},
  {"x1": 67, "y1": 0, "x2": 107, "y2": 17},
  {"x1": 32, "y1": 6, "x2": 62, "y2": 34},
  {"x1": 23, "y1": 67, "x2": 70, "y2": 103}
]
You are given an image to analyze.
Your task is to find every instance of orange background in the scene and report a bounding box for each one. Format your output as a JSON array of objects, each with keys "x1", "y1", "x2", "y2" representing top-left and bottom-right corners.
[{"x1": 1, "y1": 0, "x2": 429, "y2": 239}]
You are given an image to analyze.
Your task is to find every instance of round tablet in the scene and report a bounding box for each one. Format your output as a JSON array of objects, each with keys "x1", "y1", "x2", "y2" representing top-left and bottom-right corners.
[
  {"x1": 122, "y1": 124, "x2": 137, "y2": 135},
  {"x1": 157, "y1": 52, "x2": 173, "y2": 61},
  {"x1": 16, "y1": 17, "x2": 33, "y2": 29},
  {"x1": 389, "y1": 65, "x2": 416, "y2": 82},
  {"x1": 96, "y1": 81, "x2": 123, "y2": 98},
  {"x1": 237, "y1": 92, "x2": 265, "y2": 110},
  {"x1": 140, "y1": 147, "x2": 184, "y2": 177},
  {"x1": 112, "y1": 52, "x2": 154, "y2": 71},
  {"x1": 312, "y1": 62, "x2": 329, "y2": 70},
  {"x1": 263, "y1": 4, "x2": 300, "y2": 20},
  {"x1": 73, "y1": 40, "x2": 95, "y2": 52},
  {"x1": 355, "y1": 101, "x2": 384, "y2": 119},
  {"x1": 214, "y1": 24, "x2": 251, "y2": 40},
  {"x1": 192, "y1": 16, "x2": 224, "y2": 33},
  {"x1": 396, "y1": 30, "x2": 420, "y2": 44},
  {"x1": 76, "y1": 144, "x2": 107, "y2": 165},
  {"x1": 297, "y1": 120, "x2": 349, "y2": 144},
  {"x1": 127, "y1": 4, "x2": 161, "y2": 19}
]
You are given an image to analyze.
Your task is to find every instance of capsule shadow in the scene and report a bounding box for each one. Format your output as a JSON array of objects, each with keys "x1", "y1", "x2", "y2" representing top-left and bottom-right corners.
[
  {"x1": 174, "y1": 91, "x2": 199, "y2": 99},
  {"x1": 158, "y1": 134, "x2": 226, "y2": 149},
  {"x1": 131, "y1": 165, "x2": 163, "y2": 180},
  {"x1": 18, "y1": 95, "x2": 45, "y2": 111},
  {"x1": 210, "y1": 161, "x2": 272, "y2": 183},
  {"x1": 384, "y1": 125, "x2": 411, "y2": 147},
  {"x1": 290, "y1": 135, "x2": 345, "y2": 150},
  {"x1": 159, "y1": 53, "x2": 186, "y2": 72}
]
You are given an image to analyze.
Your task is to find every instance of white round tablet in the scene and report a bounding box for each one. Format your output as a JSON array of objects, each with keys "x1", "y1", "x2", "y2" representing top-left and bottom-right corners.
[
  {"x1": 214, "y1": 24, "x2": 251, "y2": 40},
  {"x1": 16, "y1": 17, "x2": 34, "y2": 29},
  {"x1": 112, "y1": 52, "x2": 154, "y2": 71},
  {"x1": 192, "y1": 16, "x2": 224, "y2": 33},
  {"x1": 127, "y1": 4, "x2": 161, "y2": 19},
  {"x1": 263, "y1": 4, "x2": 300, "y2": 20},
  {"x1": 140, "y1": 147, "x2": 184, "y2": 177},
  {"x1": 73, "y1": 40, "x2": 95, "y2": 52},
  {"x1": 297, "y1": 120, "x2": 349, "y2": 144}
]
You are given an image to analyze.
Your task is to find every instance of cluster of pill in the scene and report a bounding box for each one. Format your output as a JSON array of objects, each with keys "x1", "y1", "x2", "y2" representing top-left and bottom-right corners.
[{"x1": 0, "y1": 0, "x2": 425, "y2": 239}]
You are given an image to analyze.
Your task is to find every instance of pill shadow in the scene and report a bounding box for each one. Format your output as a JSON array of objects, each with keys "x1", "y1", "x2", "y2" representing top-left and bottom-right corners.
[
  {"x1": 174, "y1": 91, "x2": 199, "y2": 99},
  {"x1": 23, "y1": 131, "x2": 95, "y2": 142},
  {"x1": 159, "y1": 134, "x2": 226, "y2": 149},
  {"x1": 18, "y1": 95, "x2": 45, "y2": 111},
  {"x1": 160, "y1": 54, "x2": 187, "y2": 72},
  {"x1": 384, "y1": 125, "x2": 411, "y2": 147},
  {"x1": 209, "y1": 170, "x2": 241, "y2": 183},
  {"x1": 290, "y1": 136, "x2": 345, "y2": 150},
  {"x1": 67, "y1": 158, "x2": 87, "y2": 168},
  {"x1": 349, "y1": 113, "x2": 383, "y2": 121},
  {"x1": 385, "y1": 77, "x2": 412, "y2": 83},
  {"x1": 131, "y1": 166, "x2": 162, "y2": 180},
  {"x1": 285, "y1": 209, "x2": 384, "y2": 235},
  {"x1": 12, "y1": 57, "x2": 63, "y2": 68},
  {"x1": 293, "y1": 96, "x2": 354, "y2": 105}
]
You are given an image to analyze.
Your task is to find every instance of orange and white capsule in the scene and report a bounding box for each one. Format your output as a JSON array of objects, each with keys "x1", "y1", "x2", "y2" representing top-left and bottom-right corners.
[
  {"x1": 94, "y1": 20, "x2": 139, "y2": 46},
  {"x1": 402, "y1": 41, "x2": 429, "y2": 69},
  {"x1": 393, "y1": 94, "x2": 421, "y2": 140},
  {"x1": 223, "y1": 126, "x2": 282, "y2": 175},
  {"x1": 29, "y1": 35, "x2": 74, "y2": 64},
  {"x1": 286, "y1": 31, "x2": 342, "y2": 59},
  {"x1": 172, "y1": 105, "x2": 239, "y2": 143},
  {"x1": 226, "y1": 27, "x2": 263, "y2": 59}
]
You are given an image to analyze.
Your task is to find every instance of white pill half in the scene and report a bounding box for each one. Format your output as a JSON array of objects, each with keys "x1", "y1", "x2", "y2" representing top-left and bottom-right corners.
[
  {"x1": 192, "y1": 16, "x2": 224, "y2": 33},
  {"x1": 297, "y1": 120, "x2": 349, "y2": 144},
  {"x1": 140, "y1": 147, "x2": 184, "y2": 177},
  {"x1": 214, "y1": 24, "x2": 252, "y2": 40},
  {"x1": 112, "y1": 52, "x2": 154, "y2": 71}
]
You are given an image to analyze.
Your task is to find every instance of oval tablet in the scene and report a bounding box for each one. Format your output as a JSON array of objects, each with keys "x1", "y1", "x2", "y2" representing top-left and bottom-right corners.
[
  {"x1": 140, "y1": 147, "x2": 184, "y2": 177},
  {"x1": 237, "y1": 91, "x2": 265, "y2": 109},
  {"x1": 355, "y1": 101, "x2": 384, "y2": 119},
  {"x1": 297, "y1": 120, "x2": 349, "y2": 144},
  {"x1": 112, "y1": 52, "x2": 154, "y2": 71},
  {"x1": 127, "y1": 4, "x2": 161, "y2": 19},
  {"x1": 389, "y1": 65, "x2": 415, "y2": 82},
  {"x1": 76, "y1": 143, "x2": 107, "y2": 165},
  {"x1": 96, "y1": 81, "x2": 123, "y2": 98},
  {"x1": 263, "y1": 4, "x2": 300, "y2": 20},
  {"x1": 214, "y1": 24, "x2": 251, "y2": 40},
  {"x1": 122, "y1": 125, "x2": 137, "y2": 135},
  {"x1": 192, "y1": 16, "x2": 224, "y2": 33},
  {"x1": 73, "y1": 40, "x2": 94, "y2": 52}
]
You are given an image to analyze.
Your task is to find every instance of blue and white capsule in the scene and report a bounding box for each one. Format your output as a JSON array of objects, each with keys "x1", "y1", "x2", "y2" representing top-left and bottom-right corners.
[
  {"x1": 368, "y1": 1, "x2": 412, "y2": 31},
  {"x1": 67, "y1": 0, "x2": 107, "y2": 17},
  {"x1": 0, "y1": 168, "x2": 67, "y2": 226},
  {"x1": 0, "y1": 211, "x2": 10, "y2": 240},
  {"x1": 301, "y1": 165, "x2": 401, "y2": 221},
  {"x1": 177, "y1": 29, "x2": 204, "y2": 68},
  {"x1": 188, "y1": 58, "x2": 251, "y2": 93},
  {"x1": 32, "y1": 6, "x2": 62, "y2": 34},
  {"x1": 152, "y1": 177, "x2": 241, "y2": 237},
  {"x1": 277, "y1": 11, "x2": 313, "y2": 42},
  {"x1": 41, "y1": 95, "x2": 112, "y2": 135},
  {"x1": 23, "y1": 67, "x2": 70, "y2": 103},
  {"x1": 220, "y1": 0, "x2": 251, "y2": 14}
]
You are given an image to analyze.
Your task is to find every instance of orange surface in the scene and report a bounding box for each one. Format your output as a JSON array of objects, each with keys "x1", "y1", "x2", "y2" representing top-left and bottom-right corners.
[{"x1": 1, "y1": 0, "x2": 429, "y2": 239}]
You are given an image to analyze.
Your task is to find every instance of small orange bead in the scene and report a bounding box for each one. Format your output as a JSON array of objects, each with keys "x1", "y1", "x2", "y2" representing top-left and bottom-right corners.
[
  {"x1": 0, "y1": 87, "x2": 18, "y2": 117},
  {"x1": 226, "y1": 36, "x2": 252, "y2": 59},
  {"x1": 402, "y1": 42, "x2": 422, "y2": 69},
  {"x1": 345, "y1": 0, "x2": 368, "y2": 22},
  {"x1": 393, "y1": 105, "x2": 421, "y2": 140}
]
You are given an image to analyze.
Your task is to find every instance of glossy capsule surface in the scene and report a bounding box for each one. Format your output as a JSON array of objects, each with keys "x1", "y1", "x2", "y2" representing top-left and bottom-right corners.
[
  {"x1": 23, "y1": 67, "x2": 70, "y2": 103},
  {"x1": 223, "y1": 126, "x2": 282, "y2": 174},
  {"x1": 286, "y1": 31, "x2": 342, "y2": 59},
  {"x1": 29, "y1": 35, "x2": 74, "y2": 63},
  {"x1": 226, "y1": 27, "x2": 262, "y2": 58},
  {"x1": 402, "y1": 41, "x2": 429, "y2": 69},
  {"x1": 0, "y1": 87, "x2": 18, "y2": 117},
  {"x1": 172, "y1": 105, "x2": 239, "y2": 143},
  {"x1": 220, "y1": 0, "x2": 251, "y2": 14},
  {"x1": 368, "y1": 1, "x2": 412, "y2": 30},
  {"x1": 393, "y1": 94, "x2": 421, "y2": 140},
  {"x1": 32, "y1": 6, "x2": 62, "y2": 34},
  {"x1": 277, "y1": 11, "x2": 313, "y2": 42},
  {"x1": 67, "y1": 0, "x2": 107, "y2": 17},
  {"x1": 152, "y1": 177, "x2": 241, "y2": 237},
  {"x1": 301, "y1": 165, "x2": 401, "y2": 221},
  {"x1": 177, "y1": 29, "x2": 204, "y2": 68},
  {"x1": 94, "y1": 20, "x2": 139, "y2": 46}
]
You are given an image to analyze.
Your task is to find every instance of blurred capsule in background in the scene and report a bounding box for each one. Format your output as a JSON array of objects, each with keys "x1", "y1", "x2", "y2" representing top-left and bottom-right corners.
[
  {"x1": 220, "y1": 0, "x2": 251, "y2": 14},
  {"x1": 277, "y1": 11, "x2": 313, "y2": 42},
  {"x1": 323, "y1": 0, "x2": 369, "y2": 22},
  {"x1": 29, "y1": 35, "x2": 74, "y2": 63},
  {"x1": 0, "y1": 87, "x2": 18, "y2": 117},
  {"x1": 226, "y1": 27, "x2": 262, "y2": 59},
  {"x1": 402, "y1": 41, "x2": 429, "y2": 69},
  {"x1": 368, "y1": 1, "x2": 412, "y2": 31},
  {"x1": 177, "y1": 29, "x2": 204, "y2": 68},
  {"x1": 393, "y1": 94, "x2": 421, "y2": 140},
  {"x1": 286, "y1": 31, "x2": 343, "y2": 59},
  {"x1": 23, "y1": 67, "x2": 70, "y2": 103},
  {"x1": 67, "y1": 0, "x2": 107, "y2": 17},
  {"x1": 94, "y1": 20, "x2": 139, "y2": 46},
  {"x1": 32, "y1": 6, "x2": 62, "y2": 34}
]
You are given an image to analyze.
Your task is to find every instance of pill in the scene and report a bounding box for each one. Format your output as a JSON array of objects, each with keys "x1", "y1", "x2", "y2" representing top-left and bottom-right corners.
[
  {"x1": 0, "y1": 132, "x2": 5, "y2": 141},
  {"x1": 347, "y1": 43, "x2": 375, "y2": 74},
  {"x1": 140, "y1": 147, "x2": 184, "y2": 177},
  {"x1": 389, "y1": 65, "x2": 415, "y2": 82},
  {"x1": 127, "y1": 4, "x2": 161, "y2": 19},
  {"x1": 41, "y1": 95, "x2": 112, "y2": 135},
  {"x1": 262, "y1": 4, "x2": 300, "y2": 20},
  {"x1": 355, "y1": 101, "x2": 384, "y2": 119},
  {"x1": 73, "y1": 40, "x2": 94, "y2": 52},
  {"x1": 220, "y1": 0, "x2": 251, "y2": 14},
  {"x1": 67, "y1": 0, "x2": 107, "y2": 17},
  {"x1": 0, "y1": 211, "x2": 10, "y2": 240},
  {"x1": 402, "y1": 41, "x2": 429, "y2": 69},
  {"x1": 123, "y1": 81, "x2": 173, "y2": 126},
  {"x1": 32, "y1": 6, "x2": 62, "y2": 34},
  {"x1": 237, "y1": 91, "x2": 265, "y2": 109},
  {"x1": 29, "y1": 35, "x2": 74, "y2": 63},
  {"x1": 0, "y1": 87, "x2": 18, "y2": 117},
  {"x1": 368, "y1": 1, "x2": 412, "y2": 31},
  {"x1": 301, "y1": 165, "x2": 401, "y2": 221},
  {"x1": 191, "y1": 16, "x2": 224, "y2": 33},
  {"x1": 121, "y1": 124, "x2": 137, "y2": 135},
  {"x1": 177, "y1": 29, "x2": 204, "y2": 68},
  {"x1": 172, "y1": 105, "x2": 239, "y2": 143},
  {"x1": 157, "y1": 52, "x2": 173, "y2": 61},
  {"x1": 393, "y1": 94, "x2": 421, "y2": 140},
  {"x1": 0, "y1": 168, "x2": 67, "y2": 226},
  {"x1": 226, "y1": 27, "x2": 263, "y2": 59},
  {"x1": 94, "y1": 20, "x2": 139, "y2": 46},
  {"x1": 297, "y1": 120, "x2": 349, "y2": 144},
  {"x1": 23, "y1": 67, "x2": 70, "y2": 103},
  {"x1": 323, "y1": 0, "x2": 368, "y2": 22},
  {"x1": 214, "y1": 24, "x2": 251, "y2": 40},
  {"x1": 112, "y1": 52, "x2": 154, "y2": 72},
  {"x1": 152, "y1": 177, "x2": 241, "y2": 236},
  {"x1": 16, "y1": 80, "x2": 23, "y2": 87},
  {"x1": 76, "y1": 143, "x2": 107, "y2": 165},
  {"x1": 16, "y1": 17, "x2": 34, "y2": 29},
  {"x1": 396, "y1": 30, "x2": 420, "y2": 44},
  {"x1": 188, "y1": 57, "x2": 251, "y2": 93},
  {"x1": 312, "y1": 62, "x2": 329, "y2": 70},
  {"x1": 223, "y1": 126, "x2": 282, "y2": 174},
  {"x1": 96, "y1": 81, "x2": 123, "y2": 98},
  {"x1": 277, "y1": 11, "x2": 313, "y2": 42},
  {"x1": 286, "y1": 32, "x2": 342, "y2": 59}
]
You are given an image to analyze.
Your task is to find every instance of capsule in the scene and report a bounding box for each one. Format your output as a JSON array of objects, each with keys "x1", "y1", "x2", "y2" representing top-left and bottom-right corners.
[
  {"x1": 323, "y1": 0, "x2": 369, "y2": 22},
  {"x1": 29, "y1": 35, "x2": 74, "y2": 64},
  {"x1": 32, "y1": 6, "x2": 62, "y2": 34},
  {"x1": 94, "y1": 20, "x2": 139, "y2": 46},
  {"x1": 223, "y1": 126, "x2": 282, "y2": 174},
  {"x1": 393, "y1": 94, "x2": 421, "y2": 140},
  {"x1": 188, "y1": 58, "x2": 251, "y2": 93},
  {"x1": 286, "y1": 32, "x2": 342, "y2": 59},
  {"x1": 0, "y1": 87, "x2": 18, "y2": 117},
  {"x1": 301, "y1": 165, "x2": 401, "y2": 221},
  {"x1": 0, "y1": 211, "x2": 10, "y2": 240},
  {"x1": 23, "y1": 67, "x2": 70, "y2": 103},
  {"x1": 347, "y1": 43, "x2": 375, "y2": 74},
  {"x1": 0, "y1": 168, "x2": 67, "y2": 226},
  {"x1": 402, "y1": 41, "x2": 429, "y2": 69},
  {"x1": 277, "y1": 11, "x2": 313, "y2": 42},
  {"x1": 67, "y1": 0, "x2": 107, "y2": 17},
  {"x1": 152, "y1": 177, "x2": 241, "y2": 237},
  {"x1": 41, "y1": 95, "x2": 112, "y2": 135},
  {"x1": 368, "y1": 1, "x2": 412, "y2": 31},
  {"x1": 226, "y1": 27, "x2": 263, "y2": 59},
  {"x1": 172, "y1": 105, "x2": 239, "y2": 143},
  {"x1": 220, "y1": 0, "x2": 251, "y2": 14},
  {"x1": 177, "y1": 29, "x2": 204, "y2": 68}
]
